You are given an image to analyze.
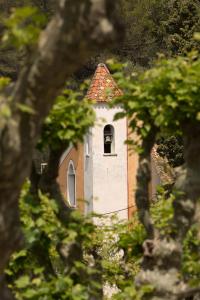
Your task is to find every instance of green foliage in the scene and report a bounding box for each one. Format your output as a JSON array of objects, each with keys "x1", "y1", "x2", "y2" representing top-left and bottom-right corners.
[
  {"x1": 1, "y1": 0, "x2": 200, "y2": 78},
  {"x1": 16, "y1": 103, "x2": 36, "y2": 115},
  {"x1": 6, "y1": 183, "x2": 200, "y2": 299},
  {"x1": 156, "y1": 135, "x2": 184, "y2": 167},
  {"x1": 113, "y1": 284, "x2": 155, "y2": 300},
  {"x1": 112, "y1": 52, "x2": 200, "y2": 145},
  {"x1": 182, "y1": 225, "x2": 200, "y2": 286},
  {"x1": 83, "y1": 214, "x2": 147, "y2": 299},
  {"x1": 0, "y1": 0, "x2": 55, "y2": 78},
  {"x1": 0, "y1": 76, "x2": 11, "y2": 89},
  {"x1": 109, "y1": 49, "x2": 200, "y2": 296},
  {"x1": 5, "y1": 182, "x2": 150, "y2": 300},
  {"x1": 3, "y1": 6, "x2": 47, "y2": 49},
  {"x1": 151, "y1": 190, "x2": 200, "y2": 288},
  {"x1": 163, "y1": 0, "x2": 200, "y2": 56},
  {"x1": 6, "y1": 181, "x2": 98, "y2": 300},
  {"x1": 2, "y1": 2, "x2": 200, "y2": 297},
  {"x1": 5, "y1": 76, "x2": 95, "y2": 298},
  {"x1": 0, "y1": 76, "x2": 12, "y2": 125},
  {"x1": 150, "y1": 189, "x2": 174, "y2": 236},
  {"x1": 118, "y1": 0, "x2": 200, "y2": 66},
  {"x1": 38, "y1": 87, "x2": 95, "y2": 150},
  {"x1": 118, "y1": 0, "x2": 167, "y2": 66}
]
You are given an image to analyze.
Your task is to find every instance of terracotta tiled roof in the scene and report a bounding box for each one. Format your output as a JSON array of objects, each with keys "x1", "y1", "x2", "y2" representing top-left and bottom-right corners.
[{"x1": 86, "y1": 63, "x2": 123, "y2": 102}]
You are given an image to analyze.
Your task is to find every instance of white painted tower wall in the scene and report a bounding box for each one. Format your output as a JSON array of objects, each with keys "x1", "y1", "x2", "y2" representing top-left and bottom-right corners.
[{"x1": 84, "y1": 103, "x2": 128, "y2": 220}]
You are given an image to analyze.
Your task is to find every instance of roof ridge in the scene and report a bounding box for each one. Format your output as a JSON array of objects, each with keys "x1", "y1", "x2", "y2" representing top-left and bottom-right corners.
[{"x1": 97, "y1": 63, "x2": 110, "y2": 72}]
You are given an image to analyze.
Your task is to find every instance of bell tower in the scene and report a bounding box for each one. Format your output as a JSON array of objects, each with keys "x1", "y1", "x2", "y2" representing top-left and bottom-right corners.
[
  {"x1": 84, "y1": 63, "x2": 130, "y2": 219},
  {"x1": 58, "y1": 63, "x2": 139, "y2": 220},
  {"x1": 58, "y1": 64, "x2": 169, "y2": 219}
]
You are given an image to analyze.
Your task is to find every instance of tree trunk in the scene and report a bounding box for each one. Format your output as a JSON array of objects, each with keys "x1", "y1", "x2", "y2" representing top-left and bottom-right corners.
[
  {"x1": 135, "y1": 134, "x2": 156, "y2": 240},
  {"x1": 0, "y1": 1, "x2": 122, "y2": 298},
  {"x1": 173, "y1": 123, "x2": 200, "y2": 240},
  {"x1": 135, "y1": 124, "x2": 200, "y2": 299}
]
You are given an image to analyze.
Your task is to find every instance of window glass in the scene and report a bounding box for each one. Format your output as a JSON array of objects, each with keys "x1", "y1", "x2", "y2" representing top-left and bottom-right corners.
[
  {"x1": 67, "y1": 162, "x2": 76, "y2": 206},
  {"x1": 86, "y1": 134, "x2": 90, "y2": 156}
]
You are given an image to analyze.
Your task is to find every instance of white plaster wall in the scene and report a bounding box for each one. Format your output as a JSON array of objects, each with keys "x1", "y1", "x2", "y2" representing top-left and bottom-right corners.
[
  {"x1": 89, "y1": 103, "x2": 128, "y2": 220},
  {"x1": 84, "y1": 130, "x2": 94, "y2": 214}
]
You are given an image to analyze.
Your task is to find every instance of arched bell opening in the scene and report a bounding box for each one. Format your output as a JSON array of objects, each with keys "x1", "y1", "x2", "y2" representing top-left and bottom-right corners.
[{"x1": 103, "y1": 124, "x2": 115, "y2": 154}]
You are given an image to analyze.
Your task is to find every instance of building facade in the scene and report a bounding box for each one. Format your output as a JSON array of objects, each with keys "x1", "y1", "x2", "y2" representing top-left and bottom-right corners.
[{"x1": 57, "y1": 64, "x2": 163, "y2": 219}]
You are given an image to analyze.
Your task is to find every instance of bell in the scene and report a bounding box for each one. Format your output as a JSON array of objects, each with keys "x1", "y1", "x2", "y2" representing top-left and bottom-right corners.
[{"x1": 105, "y1": 135, "x2": 112, "y2": 143}]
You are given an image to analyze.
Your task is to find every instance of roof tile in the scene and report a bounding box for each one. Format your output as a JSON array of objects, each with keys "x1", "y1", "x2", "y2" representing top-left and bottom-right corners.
[{"x1": 86, "y1": 63, "x2": 123, "y2": 102}]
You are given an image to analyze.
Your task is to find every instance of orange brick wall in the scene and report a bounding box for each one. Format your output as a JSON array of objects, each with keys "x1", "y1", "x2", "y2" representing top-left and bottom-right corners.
[
  {"x1": 127, "y1": 121, "x2": 139, "y2": 219},
  {"x1": 57, "y1": 144, "x2": 85, "y2": 213}
]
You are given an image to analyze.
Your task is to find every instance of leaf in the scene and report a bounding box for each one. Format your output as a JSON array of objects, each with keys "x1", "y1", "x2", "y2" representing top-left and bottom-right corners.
[
  {"x1": 0, "y1": 77, "x2": 11, "y2": 89},
  {"x1": 0, "y1": 104, "x2": 11, "y2": 118},
  {"x1": 141, "y1": 284, "x2": 155, "y2": 294},
  {"x1": 23, "y1": 288, "x2": 37, "y2": 298},
  {"x1": 15, "y1": 276, "x2": 30, "y2": 289},
  {"x1": 3, "y1": 6, "x2": 47, "y2": 49},
  {"x1": 114, "y1": 111, "x2": 126, "y2": 121},
  {"x1": 17, "y1": 103, "x2": 36, "y2": 115},
  {"x1": 194, "y1": 32, "x2": 200, "y2": 41},
  {"x1": 155, "y1": 114, "x2": 164, "y2": 126},
  {"x1": 196, "y1": 112, "x2": 200, "y2": 121},
  {"x1": 12, "y1": 250, "x2": 27, "y2": 260},
  {"x1": 32, "y1": 278, "x2": 42, "y2": 286}
]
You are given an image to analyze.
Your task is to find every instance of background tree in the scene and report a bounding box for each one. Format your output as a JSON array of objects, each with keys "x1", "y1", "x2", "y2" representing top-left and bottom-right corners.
[
  {"x1": 163, "y1": 0, "x2": 200, "y2": 56},
  {"x1": 156, "y1": 136, "x2": 184, "y2": 168},
  {"x1": 1, "y1": 0, "x2": 200, "y2": 80},
  {"x1": 117, "y1": 0, "x2": 200, "y2": 67}
]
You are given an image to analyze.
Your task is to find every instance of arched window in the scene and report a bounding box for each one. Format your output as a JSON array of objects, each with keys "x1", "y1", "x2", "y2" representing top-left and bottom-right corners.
[
  {"x1": 67, "y1": 161, "x2": 76, "y2": 207},
  {"x1": 85, "y1": 134, "x2": 90, "y2": 157},
  {"x1": 103, "y1": 124, "x2": 115, "y2": 154}
]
